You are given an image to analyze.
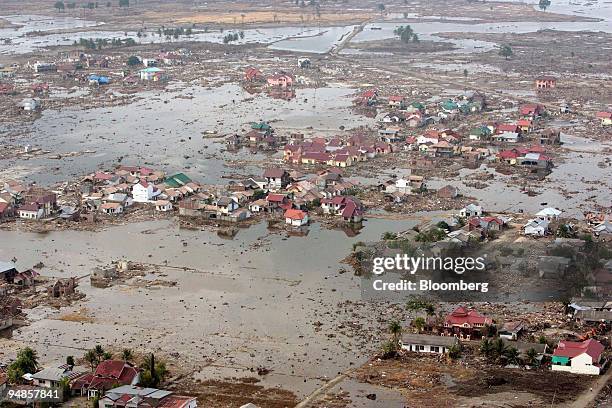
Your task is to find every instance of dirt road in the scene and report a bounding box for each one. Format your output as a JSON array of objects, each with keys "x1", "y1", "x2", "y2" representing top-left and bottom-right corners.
[{"x1": 564, "y1": 368, "x2": 612, "y2": 408}]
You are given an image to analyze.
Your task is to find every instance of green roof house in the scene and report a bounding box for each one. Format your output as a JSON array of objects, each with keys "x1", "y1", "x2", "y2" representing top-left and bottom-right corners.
[{"x1": 165, "y1": 173, "x2": 192, "y2": 188}]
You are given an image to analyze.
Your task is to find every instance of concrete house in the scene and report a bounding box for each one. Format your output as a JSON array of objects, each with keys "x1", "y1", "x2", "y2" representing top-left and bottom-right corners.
[
  {"x1": 459, "y1": 203, "x2": 482, "y2": 218},
  {"x1": 132, "y1": 181, "x2": 160, "y2": 203},
  {"x1": 263, "y1": 168, "x2": 290, "y2": 191},
  {"x1": 552, "y1": 339, "x2": 604, "y2": 375},
  {"x1": 98, "y1": 385, "x2": 197, "y2": 408},
  {"x1": 284, "y1": 209, "x2": 309, "y2": 227},
  {"x1": 401, "y1": 333, "x2": 459, "y2": 354},
  {"x1": 32, "y1": 364, "x2": 87, "y2": 389}
]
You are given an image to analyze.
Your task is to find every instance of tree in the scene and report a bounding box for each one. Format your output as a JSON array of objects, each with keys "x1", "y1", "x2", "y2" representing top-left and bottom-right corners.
[
  {"x1": 84, "y1": 350, "x2": 98, "y2": 370},
  {"x1": 140, "y1": 354, "x2": 167, "y2": 387},
  {"x1": 127, "y1": 55, "x2": 140, "y2": 66},
  {"x1": 463, "y1": 68, "x2": 468, "y2": 78},
  {"x1": 55, "y1": 1, "x2": 65, "y2": 12},
  {"x1": 524, "y1": 348, "x2": 539, "y2": 367},
  {"x1": 425, "y1": 304, "x2": 435, "y2": 316},
  {"x1": 382, "y1": 231, "x2": 398, "y2": 240},
  {"x1": 66, "y1": 356, "x2": 75, "y2": 367},
  {"x1": 119, "y1": 0, "x2": 129, "y2": 7},
  {"x1": 503, "y1": 347, "x2": 520, "y2": 365},
  {"x1": 413, "y1": 317, "x2": 426, "y2": 332},
  {"x1": 412, "y1": 33, "x2": 419, "y2": 43},
  {"x1": 479, "y1": 338, "x2": 493, "y2": 359},
  {"x1": 491, "y1": 338, "x2": 507, "y2": 363},
  {"x1": 499, "y1": 44, "x2": 513, "y2": 60},
  {"x1": 376, "y1": 3, "x2": 385, "y2": 14},
  {"x1": 448, "y1": 344, "x2": 461, "y2": 360},
  {"x1": 122, "y1": 349, "x2": 133, "y2": 362},
  {"x1": 8, "y1": 347, "x2": 39, "y2": 383},
  {"x1": 388, "y1": 320, "x2": 402, "y2": 343},
  {"x1": 394, "y1": 25, "x2": 415, "y2": 43},
  {"x1": 381, "y1": 340, "x2": 398, "y2": 358}
]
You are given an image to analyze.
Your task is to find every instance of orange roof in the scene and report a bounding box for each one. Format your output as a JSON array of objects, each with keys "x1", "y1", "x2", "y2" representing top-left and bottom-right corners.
[{"x1": 284, "y1": 209, "x2": 307, "y2": 220}]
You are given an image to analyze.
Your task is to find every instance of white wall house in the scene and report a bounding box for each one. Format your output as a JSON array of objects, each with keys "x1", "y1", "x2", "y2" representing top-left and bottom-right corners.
[
  {"x1": 459, "y1": 203, "x2": 483, "y2": 218},
  {"x1": 400, "y1": 334, "x2": 459, "y2": 355},
  {"x1": 132, "y1": 181, "x2": 160, "y2": 203},
  {"x1": 552, "y1": 339, "x2": 604, "y2": 375}
]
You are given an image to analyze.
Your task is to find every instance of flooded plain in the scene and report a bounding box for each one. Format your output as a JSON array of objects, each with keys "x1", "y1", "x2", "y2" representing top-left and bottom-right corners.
[
  {"x1": 0, "y1": 216, "x2": 417, "y2": 400},
  {"x1": 0, "y1": 84, "x2": 373, "y2": 185}
]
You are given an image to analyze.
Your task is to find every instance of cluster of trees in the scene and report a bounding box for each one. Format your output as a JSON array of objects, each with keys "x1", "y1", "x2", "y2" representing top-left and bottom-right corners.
[
  {"x1": 479, "y1": 338, "x2": 540, "y2": 366},
  {"x1": 538, "y1": 0, "x2": 551, "y2": 10},
  {"x1": 84, "y1": 345, "x2": 113, "y2": 369},
  {"x1": 55, "y1": 1, "x2": 115, "y2": 11},
  {"x1": 415, "y1": 227, "x2": 445, "y2": 243},
  {"x1": 393, "y1": 25, "x2": 419, "y2": 43},
  {"x1": 223, "y1": 31, "x2": 245, "y2": 43},
  {"x1": 74, "y1": 37, "x2": 136, "y2": 49},
  {"x1": 156, "y1": 27, "x2": 193, "y2": 39},
  {"x1": 498, "y1": 44, "x2": 513, "y2": 59},
  {"x1": 7, "y1": 347, "x2": 39, "y2": 383}
]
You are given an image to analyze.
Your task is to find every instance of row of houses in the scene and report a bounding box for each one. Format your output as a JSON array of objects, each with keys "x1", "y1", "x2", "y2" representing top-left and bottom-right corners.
[
  {"x1": 403, "y1": 306, "x2": 607, "y2": 375},
  {"x1": 21, "y1": 359, "x2": 196, "y2": 407}
]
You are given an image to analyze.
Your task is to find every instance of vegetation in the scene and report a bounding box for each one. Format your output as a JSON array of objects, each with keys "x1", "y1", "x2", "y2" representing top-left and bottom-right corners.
[
  {"x1": 7, "y1": 347, "x2": 39, "y2": 383},
  {"x1": 498, "y1": 44, "x2": 513, "y2": 59},
  {"x1": 381, "y1": 231, "x2": 398, "y2": 240},
  {"x1": 223, "y1": 32, "x2": 242, "y2": 43},
  {"x1": 122, "y1": 349, "x2": 134, "y2": 362},
  {"x1": 54, "y1": 1, "x2": 65, "y2": 12},
  {"x1": 74, "y1": 37, "x2": 136, "y2": 50},
  {"x1": 413, "y1": 317, "x2": 426, "y2": 332},
  {"x1": 393, "y1": 25, "x2": 419, "y2": 43},
  {"x1": 127, "y1": 56, "x2": 141, "y2": 66},
  {"x1": 415, "y1": 227, "x2": 446, "y2": 243},
  {"x1": 119, "y1": 0, "x2": 129, "y2": 7},
  {"x1": 388, "y1": 320, "x2": 403, "y2": 343},
  {"x1": 139, "y1": 354, "x2": 168, "y2": 387},
  {"x1": 83, "y1": 345, "x2": 112, "y2": 369},
  {"x1": 538, "y1": 0, "x2": 551, "y2": 10},
  {"x1": 448, "y1": 344, "x2": 461, "y2": 359}
]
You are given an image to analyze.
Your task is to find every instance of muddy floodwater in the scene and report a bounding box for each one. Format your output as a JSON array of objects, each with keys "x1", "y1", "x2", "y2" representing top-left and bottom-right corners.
[
  {"x1": 0, "y1": 84, "x2": 373, "y2": 185},
  {"x1": 0, "y1": 216, "x2": 417, "y2": 400}
]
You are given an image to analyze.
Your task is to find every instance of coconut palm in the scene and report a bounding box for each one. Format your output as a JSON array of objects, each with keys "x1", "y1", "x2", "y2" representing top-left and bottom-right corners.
[
  {"x1": 524, "y1": 348, "x2": 539, "y2": 367},
  {"x1": 388, "y1": 321, "x2": 402, "y2": 343},
  {"x1": 503, "y1": 347, "x2": 521, "y2": 365},
  {"x1": 413, "y1": 317, "x2": 426, "y2": 333}
]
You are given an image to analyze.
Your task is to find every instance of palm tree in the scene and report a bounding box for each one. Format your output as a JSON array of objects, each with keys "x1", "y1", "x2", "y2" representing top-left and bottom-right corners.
[
  {"x1": 524, "y1": 348, "x2": 539, "y2": 367},
  {"x1": 425, "y1": 304, "x2": 435, "y2": 316},
  {"x1": 94, "y1": 345, "x2": 105, "y2": 362},
  {"x1": 413, "y1": 317, "x2": 426, "y2": 333},
  {"x1": 122, "y1": 349, "x2": 133, "y2": 362},
  {"x1": 492, "y1": 338, "x2": 507, "y2": 363},
  {"x1": 388, "y1": 321, "x2": 402, "y2": 343},
  {"x1": 503, "y1": 347, "x2": 521, "y2": 365},
  {"x1": 479, "y1": 338, "x2": 493, "y2": 359},
  {"x1": 84, "y1": 350, "x2": 98, "y2": 370}
]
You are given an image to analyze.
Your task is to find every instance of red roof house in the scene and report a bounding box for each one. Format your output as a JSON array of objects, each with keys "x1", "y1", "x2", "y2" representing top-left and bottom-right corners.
[
  {"x1": 71, "y1": 360, "x2": 140, "y2": 398},
  {"x1": 443, "y1": 306, "x2": 492, "y2": 340}
]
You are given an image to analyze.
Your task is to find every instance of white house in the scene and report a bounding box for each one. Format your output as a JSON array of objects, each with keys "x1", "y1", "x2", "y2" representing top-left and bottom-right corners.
[
  {"x1": 552, "y1": 339, "x2": 604, "y2": 375},
  {"x1": 132, "y1": 181, "x2": 160, "y2": 203},
  {"x1": 18, "y1": 203, "x2": 43, "y2": 219},
  {"x1": 536, "y1": 207, "x2": 562, "y2": 221},
  {"x1": 214, "y1": 197, "x2": 239, "y2": 215},
  {"x1": 524, "y1": 218, "x2": 549, "y2": 236},
  {"x1": 155, "y1": 200, "x2": 173, "y2": 212},
  {"x1": 284, "y1": 209, "x2": 308, "y2": 226},
  {"x1": 248, "y1": 199, "x2": 267, "y2": 213},
  {"x1": 32, "y1": 365, "x2": 87, "y2": 389},
  {"x1": 459, "y1": 203, "x2": 483, "y2": 218},
  {"x1": 394, "y1": 178, "x2": 411, "y2": 194},
  {"x1": 400, "y1": 333, "x2": 459, "y2": 354},
  {"x1": 100, "y1": 202, "x2": 124, "y2": 215}
]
